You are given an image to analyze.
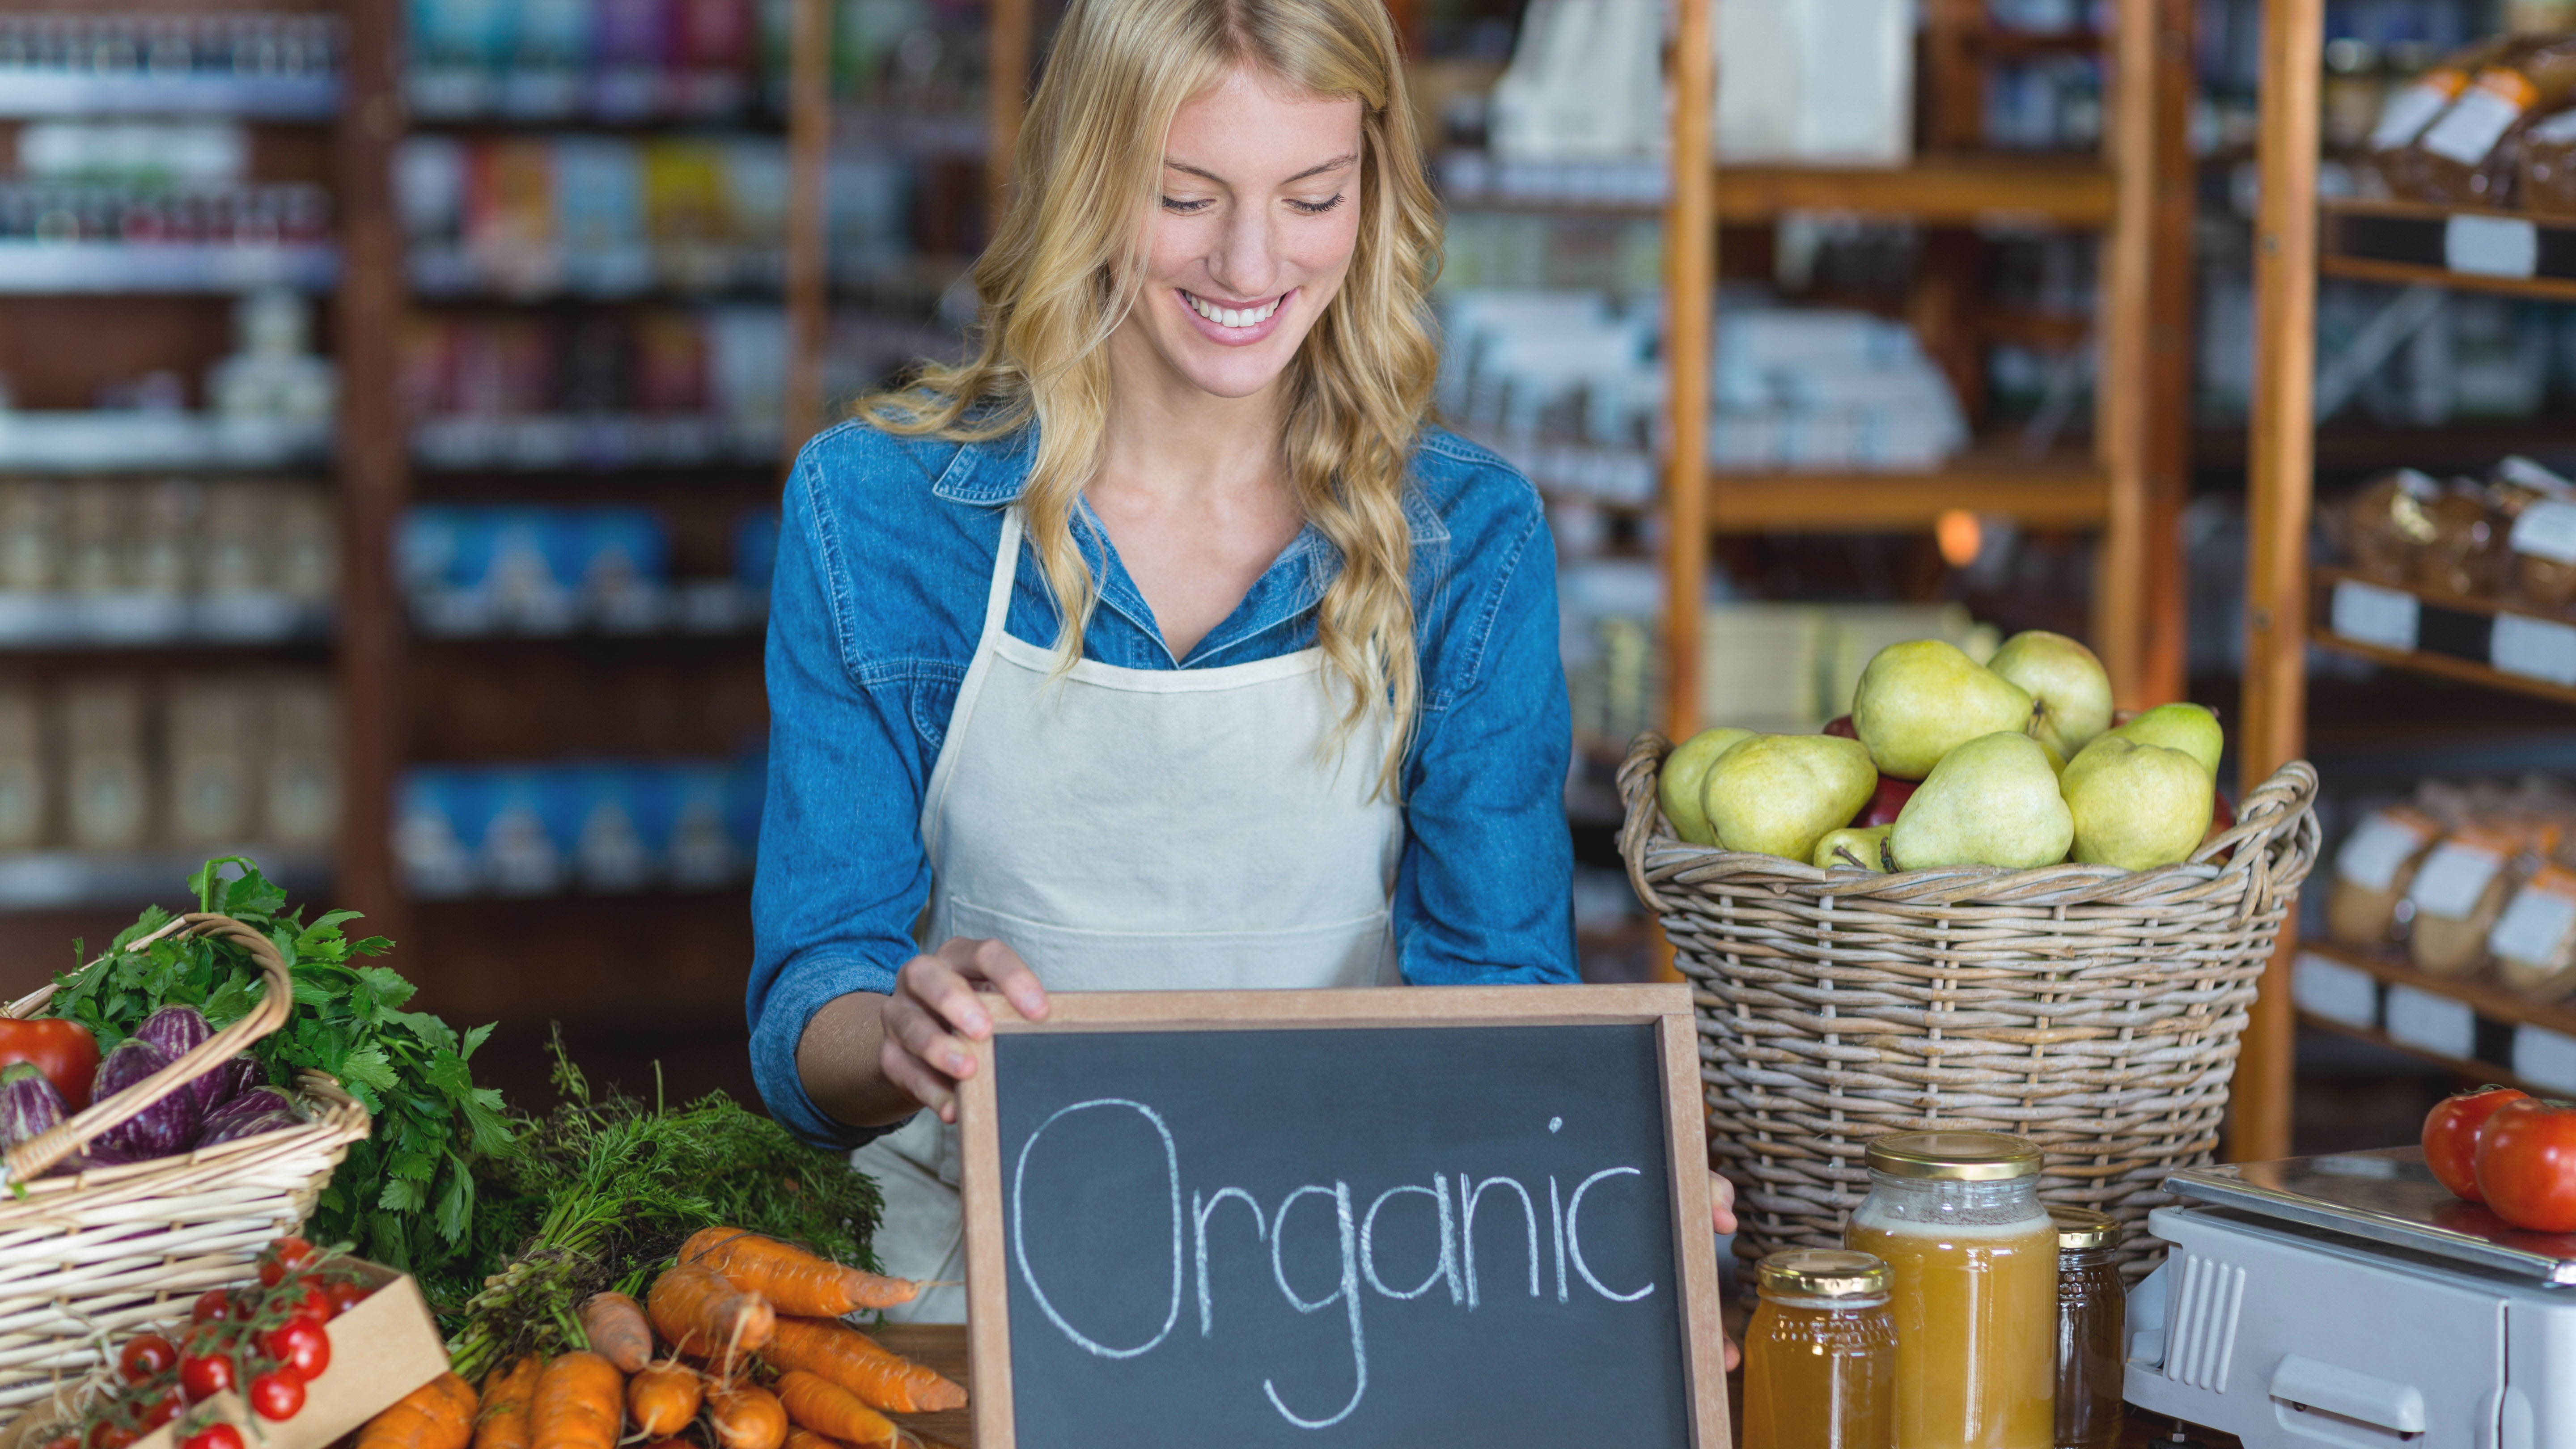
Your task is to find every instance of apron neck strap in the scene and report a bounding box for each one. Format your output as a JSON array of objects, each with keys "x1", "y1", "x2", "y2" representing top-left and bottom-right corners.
[{"x1": 980, "y1": 508, "x2": 1025, "y2": 648}]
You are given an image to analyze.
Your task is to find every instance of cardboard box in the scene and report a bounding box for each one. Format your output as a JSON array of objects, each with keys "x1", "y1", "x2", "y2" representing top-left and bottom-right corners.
[{"x1": 2, "y1": 1260, "x2": 449, "y2": 1449}]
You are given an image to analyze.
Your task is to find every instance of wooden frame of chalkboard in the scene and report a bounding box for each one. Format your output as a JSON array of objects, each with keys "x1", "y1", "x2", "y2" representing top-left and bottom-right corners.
[{"x1": 953, "y1": 983, "x2": 1727, "y2": 1448}]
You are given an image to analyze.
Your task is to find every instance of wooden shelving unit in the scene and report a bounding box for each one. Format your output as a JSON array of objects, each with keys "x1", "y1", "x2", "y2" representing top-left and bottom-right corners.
[
  {"x1": 2240, "y1": 0, "x2": 2576, "y2": 1155},
  {"x1": 1658, "y1": 0, "x2": 2196, "y2": 734},
  {"x1": 2295, "y1": 938, "x2": 2576, "y2": 1097}
]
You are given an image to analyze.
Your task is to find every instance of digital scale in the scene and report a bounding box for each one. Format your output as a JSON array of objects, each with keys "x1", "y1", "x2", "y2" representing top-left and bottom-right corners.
[{"x1": 2125, "y1": 1148, "x2": 2576, "y2": 1448}]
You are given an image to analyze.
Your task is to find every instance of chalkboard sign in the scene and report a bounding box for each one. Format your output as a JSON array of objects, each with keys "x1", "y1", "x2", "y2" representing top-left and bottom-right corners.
[{"x1": 955, "y1": 984, "x2": 1726, "y2": 1448}]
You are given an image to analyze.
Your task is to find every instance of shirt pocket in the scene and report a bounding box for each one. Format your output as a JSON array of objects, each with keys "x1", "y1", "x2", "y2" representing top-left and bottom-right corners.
[
  {"x1": 943, "y1": 895, "x2": 1396, "y2": 993},
  {"x1": 907, "y1": 666, "x2": 966, "y2": 753}
]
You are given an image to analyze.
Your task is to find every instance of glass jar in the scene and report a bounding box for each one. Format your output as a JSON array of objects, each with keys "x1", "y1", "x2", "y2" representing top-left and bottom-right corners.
[
  {"x1": 1741, "y1": 1249, "x2": 1896, "y2": 1449},
  {"x1": 1845, "y1": 1131, "x2": 2056, "y2": 1449},
  {"x1": 2051, "y1": 1207, "x2": 2124, "y2": 1449}
]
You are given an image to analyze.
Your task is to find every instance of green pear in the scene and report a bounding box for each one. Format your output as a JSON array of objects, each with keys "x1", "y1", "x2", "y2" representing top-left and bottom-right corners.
[
  {"x1": 1701, "y1": 734, "x2": 1877, "y2": 863},
  {"x1": 1659, "y1": 727, "x2": 1756, "y2": 845},
  {"x1": 1813, "y1": 824, "x2": 1892, "y2": 873},
  {"x1": 1889, "y1": 732, "x2": 2073, "y2": 870},
  {"x1": 1988, "y1": 630, "x2": 2113, "y2": 758},
  {"x1": 2107, "y1": 702, "x2": 2224, "y2": 777},
  {"x1": 2063, "y1": 737, "x2": 2215, "y2": 871},
  {"x1": 1853, "y1": 640, "x2": 2035, "y2": 780},
  {"x1": 2038, "y1": 739, "x2": 2067, "y2": 779}
]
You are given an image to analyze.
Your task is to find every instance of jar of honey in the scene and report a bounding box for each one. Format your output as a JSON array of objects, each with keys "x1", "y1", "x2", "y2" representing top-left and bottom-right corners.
[
  {"x1": 1741, "y1": 1248, "x2": 1896, "y2": 1449},
  {"x1": 1845, "y1": 1131, "x2": 2056, "y2": 1449},
  {"x1": 2049, "y1": 1207, "x2": 2124, "y2": 1449}
]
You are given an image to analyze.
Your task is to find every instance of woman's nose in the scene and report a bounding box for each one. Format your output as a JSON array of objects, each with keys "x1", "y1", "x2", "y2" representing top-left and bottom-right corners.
[{"x1": 1208, "y1": 203, "x2": 1282, "y2": 300}]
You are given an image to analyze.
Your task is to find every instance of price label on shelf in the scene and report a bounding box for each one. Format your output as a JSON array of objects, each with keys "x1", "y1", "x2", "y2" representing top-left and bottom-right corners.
[
  {"x1": 2515, "y1": 1025, "x2": 2576, "y2": 1096},
  {"x1": 2407, "y1": 839, "x2": 2507, "y2": 919},
  {"x1": 2492, "y1": 611, "x2": 2576, "y2": 687},
  {"x1": 2509, "y1": 498, "x2": 2576, "y2": 564},
  {"x1": 2330, "y1": 580, "x2": 2421, "y2": 653},
  {"x1": 2292, "y1": 951, "x2": 2378, "y2": 1030},
  {"x1": 2445, "y1": 212, "x2": 2541, "y2": 279},
  {"x1": 2386, "y1": 984, "x2": 2476, "y2": 1062}
]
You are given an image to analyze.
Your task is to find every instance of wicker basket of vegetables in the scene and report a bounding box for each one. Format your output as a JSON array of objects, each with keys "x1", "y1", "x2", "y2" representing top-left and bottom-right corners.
[{"x1": 0, "y1": 911, "x2": 370, "y2": 1411}]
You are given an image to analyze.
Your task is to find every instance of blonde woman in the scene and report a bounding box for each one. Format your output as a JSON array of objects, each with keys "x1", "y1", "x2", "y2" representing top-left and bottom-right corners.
[{"x1": 747, "y1": 0, "x2": 1735, "y2": 1324}]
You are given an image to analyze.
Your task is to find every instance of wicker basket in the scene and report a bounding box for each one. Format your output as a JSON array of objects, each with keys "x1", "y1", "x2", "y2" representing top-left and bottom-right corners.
[
  {"x1": 0, "y1": 913, "x2": 371, "y2": 1411},
  {"x1": 1618, "y1": 734, "x2": 2320, "y2": 1278}
]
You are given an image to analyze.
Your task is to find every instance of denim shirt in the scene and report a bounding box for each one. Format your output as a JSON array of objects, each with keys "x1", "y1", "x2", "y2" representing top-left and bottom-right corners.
[{"x1": 747, "y1": 416, "x2": 1577, "y2": 1148}]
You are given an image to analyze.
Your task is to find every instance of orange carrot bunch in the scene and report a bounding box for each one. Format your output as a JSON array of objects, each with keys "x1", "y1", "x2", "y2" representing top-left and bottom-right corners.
[
  {"x1": 358, "y1": 1373, "x2": 479, "y2": 1449},
  {"x1": 680, "y1": 1229, "x2": 918, "y2": 1316},
  {"x1": 650, "y1": 1263, "x2": 777, "y2": 1362},
  {"x1": 763, "y1": 1317, "x2": 966, "y2": 1415}
]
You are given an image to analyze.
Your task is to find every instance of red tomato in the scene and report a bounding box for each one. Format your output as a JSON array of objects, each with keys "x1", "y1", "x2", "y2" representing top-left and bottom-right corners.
[
  {"x1": 320, "y1": 1279, "x2": 368, "y2": 1315},
  {"x1": 247, "y1": 1370, "x2": 305, "y2": 1423},
  {"x1": 117, "y1": 1333, "x2": 177, "y2": 1383},
  {"x1": 0, "y1": 1018, "x2": 100, "y2": 1112},
  {"x1": 178, "y1": 1349, "x2": 237, "y2": 1402},
  {"x1": 2475, "y1": 1095, "x2": 2576, "y2": 1233},
  {"x1": 188, "y1": 1290, "x2": 235, "y2": 1325},
  {"x1": 38, "y1": 1435, "x2": 76, "y2": 1449},
  {"x1": 135, "y1": 1394, "x2": 180, "y2": 1431},
  {"x1": 285, "y1": 1282, "x2": 335, "y2": 1326},
  {"x1": 181, "y1": 1426, "x2": 245, "y2": 1449},
  {"x1": 85, "y1": 1424, "x2": 135, "y2": 1449},
  {"x1": 261, "y1": 1318, "x2": 329, "y2": 1381},
  {"x1": 2423, "y1": 1086, "x2": 2531, "y2": 1201},
  {"x1": 256, "y1": 1237, "x2": 316, "y2": 1288}
]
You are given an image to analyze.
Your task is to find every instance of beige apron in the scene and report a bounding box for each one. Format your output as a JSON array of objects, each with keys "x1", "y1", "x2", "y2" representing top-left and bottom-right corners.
[{"x1": 853, "y1": 508, "x2": 1404, "y2": 1322}]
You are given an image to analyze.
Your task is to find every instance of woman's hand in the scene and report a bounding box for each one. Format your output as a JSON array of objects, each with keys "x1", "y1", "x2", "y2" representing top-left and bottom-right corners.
[
  {"x1": 1710, "y1": 1171, "x2": 1741, "y2": 1370},
  {"x1": 879, "y1": 936, "x2": 1051, "y2": 1123}
]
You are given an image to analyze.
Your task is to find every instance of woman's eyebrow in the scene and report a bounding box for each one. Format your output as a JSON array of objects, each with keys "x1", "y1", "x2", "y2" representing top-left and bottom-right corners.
[{"x1": 1162, "y1": 153, "x2": 1358, "y2": 185}]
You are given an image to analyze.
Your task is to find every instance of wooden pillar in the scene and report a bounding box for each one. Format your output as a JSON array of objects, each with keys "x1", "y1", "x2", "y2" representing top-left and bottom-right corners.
[
  {"x1": 2137, "y1": 0, "x2": 2198, "y2": 708},
  {"x1": 988, "y1": 0, "x2": 1033, "y2": 204},
  {"x1": 783, "y1": 0, "x2": 832, "y2": 460},
  {"x1": 2234, "y1": 0, "x2": 2325, "y2": 1164},
  {"x1": 335, "y1": 0, "x2": 410, "y2": 941},
  {"x1": 2093, "y1": 0, "x2": 2157, "y2": 707},
  {"x1": 1663, "y1": 0, "x2": 1712, "y2": 746}
]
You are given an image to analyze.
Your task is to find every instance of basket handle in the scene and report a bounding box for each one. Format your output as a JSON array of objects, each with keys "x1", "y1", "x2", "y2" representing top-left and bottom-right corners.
[
  {"x1": 2, "y1": 913, "x2": 297, "y2": 1187},
  {"x1": 1616, "y1": 731, "x2": 1676, "y2": 915}
]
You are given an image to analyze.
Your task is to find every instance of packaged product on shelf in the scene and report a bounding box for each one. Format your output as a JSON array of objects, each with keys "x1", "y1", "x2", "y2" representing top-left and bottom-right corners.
[
  {"x1": 2524, "y1": 106, "x2": 2576, "y2": 214},
  {"x1": 208, "y1": 289, "x2": 338, "y2": 426},
  {"x1": 2499, "y1": 455, "x2": 2576, "y2": 607},
  {"x1": 2326, "y1": 803, "x2": 2444, "y2": 948},
  {"x1": 2416, "y1": 478, "x2": 2508, "y2": 598},
  {"x1": 164, "y1": 676, "x2": 260, "y2": 848},
  {"x1": 2394, "y1": 36, "x2": 2576, "y2": 206},
  {"x1": 2339, "y1": 468, "x2": 2442, "y2": 585},
  {"x1": 2491, "y1": 863, "x2": 2576, "y2": 998},
  {"x1": 0, "y1": 481, "x2": 59, "y2": 593},
  {"x1": 2408, "y1": 820, "x2": 2558, "y2": 976},
  {"x1": 266, "y1": 676, "x2": 339, "y2": 852},
  {"x1": 0, "y1": 689, "x2": 46, "y2": 852},
  {"x1": 60, "y1": 681, "x2": 150, "y2": 853},
  {"x1": 395, "y1": 757, "x2": 763, "y2": 896}
]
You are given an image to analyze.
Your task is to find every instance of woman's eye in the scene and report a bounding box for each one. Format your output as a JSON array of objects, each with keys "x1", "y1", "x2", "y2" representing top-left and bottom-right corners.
[
  {"x1": 1287, "y1": 193, "x2": 1346, "y2": 215},
  {"x1": 1160, "y1": 195, "x2": 1213, "y2": 214}
]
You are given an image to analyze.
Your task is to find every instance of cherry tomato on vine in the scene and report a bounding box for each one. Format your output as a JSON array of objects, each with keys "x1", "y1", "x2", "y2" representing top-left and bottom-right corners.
[
  {"x1": 2423, "y1": 1085, "x2": 2530, "y2": 1202},
  {"x1": 2474, "y1": 1095, "x2": 2576, "y2": 1233},
  {"x1": 178, "y1": 1349, "x2": 237, "y2": 1402},
  {"x1": 37, "y1": 1434, "x2": 76, "y2": 1449},
  {"x1": 188, "y1": 1291, "x2": 235, "y2": 1326},
  {"x1": 246, "y1": 1369, "x2": 305, "y2": 1423},
  {"x1": 320, "y1": 1280, "x2": 367, "y2": 1316},
  {"x1": 180, "y1": 1426, "x2": 244, "y2": 1449},
  {"x1": 261, "y1": 1318, "x2": 329, "y2": 1381},
  {"x1": 133, "y1": 1394, "x2": 180, "y2": 1431},
  {"x1": 256, "y1": 1237, "x2": 316, "y2": 1288},
  {"x1": 282, "y1": 1282, "x2": 335, "y2": 1327},
  {"x1": 84, "y1": 1424, "x2": 135, "y2": 1449},
  {"x1": 117, "y1": 1333, "x2": 177, "y2": 1383}
]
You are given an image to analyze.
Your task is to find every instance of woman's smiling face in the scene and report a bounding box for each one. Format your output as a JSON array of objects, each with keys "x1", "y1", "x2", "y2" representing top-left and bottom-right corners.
[{"x1": 1117, "y1": 64, "x2": 1365, "y2": 403}]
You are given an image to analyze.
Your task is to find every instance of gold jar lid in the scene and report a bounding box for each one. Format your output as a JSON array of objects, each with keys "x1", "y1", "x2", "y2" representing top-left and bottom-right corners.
[
  {"x1": 1864, "y1": 1131, "x2": 2044, "y2": 1181},
  {"x1": 1756, "y1": 1249, "x2": 1890, "y2": 1299},
  {"x1": 2050, "y1": 1205, "x2": 2119, "y2": 1250}
]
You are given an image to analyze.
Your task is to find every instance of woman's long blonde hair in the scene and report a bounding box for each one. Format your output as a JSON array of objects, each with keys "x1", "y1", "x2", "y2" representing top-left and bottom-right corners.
[{"x1": 858, "y1": 0, "x2": 1442, "y2": 796}]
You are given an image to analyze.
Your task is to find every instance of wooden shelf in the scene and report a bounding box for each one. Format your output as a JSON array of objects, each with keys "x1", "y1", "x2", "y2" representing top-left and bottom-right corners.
[
  {"x1": 2309, "y1": 566, "x2": 2576, "y2": 709},
  {"x1": 2303, "y1": 938, "x2": 2576, "y2": 1042},
  {"x1": 1708, "y1": 452, "x2": 2108, "y2": 532},
  {"x1": 2297, "y1": 1012, "x2": 2538, "y2": 1090},
  {"x1": 2319, "y1": 197, "x2": 2576, "y2": 304},
  {"x1": 1716, "y1": 156, "x2": 2114, "y2": 227}
]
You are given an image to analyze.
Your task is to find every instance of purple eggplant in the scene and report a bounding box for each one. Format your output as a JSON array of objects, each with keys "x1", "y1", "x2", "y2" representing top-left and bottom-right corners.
[
  {"x1": 198, "y1": 1084, "x2": 294, "y2": 1135},
  {"x1": 193, "y1": 1109, "x2": 299, "y2": 1148},
  {"x1": 210, "y1": 1054, "x2": 262, "y2": 1109},
  {"x1": 0, "y1": 1062, "x2": 66, "y2": 1150},
  {"x1": 134, "y1": 1006, "x2": 219, "y2": 1116},
  {"x1": 90, "y1": 1037, "x2": 194, "y2": 1161}
]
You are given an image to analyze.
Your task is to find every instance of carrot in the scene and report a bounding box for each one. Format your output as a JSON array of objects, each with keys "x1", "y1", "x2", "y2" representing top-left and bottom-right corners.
[
  {"x1": 648, "y1": 1262, "x2": 775, "y2": 1360},
  {"x1": 473, "y1": 1357, "x2": 541, "y2": 1449},
  {"x1": 704, "y1": 1383, "x2": 789, "y2": 1449},
  {"x1": 578, "y1": 1291, "x2": 654, "y2": 1373},
  {"x1": 782, "y1": 1431, "x2": 854, "y2": 1449},
  {"x1": 530, "y1": 1352, "x2": 623, "y2": 1449},
  {"x1": 764, "y1": 1316, "x2": 966, "y2": 1414},
  {"x1": 681, "y1": 1228, "x2": 917, "y2": 1315},
  {"x1": 625, "y1": 1364, "x2": 703, "y2": 1439},
  {"x1": 774, "y1": 1372, "x2": 898, "y2": 1449},
  {"x1": 359, "y1": 1373, "x2": 480, "y2": 1449}
]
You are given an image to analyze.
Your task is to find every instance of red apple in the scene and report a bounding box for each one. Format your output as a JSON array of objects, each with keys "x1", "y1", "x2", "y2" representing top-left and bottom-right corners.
[
  {"x1": 1852, "y1": 775, "x2": 1917, "y2": 828},
  {"x1": 1823, "y1": 715, "x2": 1858, "y2": 739}
]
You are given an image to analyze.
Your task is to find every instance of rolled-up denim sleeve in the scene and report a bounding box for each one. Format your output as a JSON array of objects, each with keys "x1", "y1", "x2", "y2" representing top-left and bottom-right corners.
[
  {"x1": 748, "y1": 446, "x2": 933, "y2": 1149},
  {"x1": 1396, "y1": 496, "x2": 1579, "y2": 985}
]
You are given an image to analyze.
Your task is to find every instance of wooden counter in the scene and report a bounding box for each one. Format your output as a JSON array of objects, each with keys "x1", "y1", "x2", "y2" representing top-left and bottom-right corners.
[{"x1": 864, "y1": 1324, "x2": 2244, "y2": 1449}]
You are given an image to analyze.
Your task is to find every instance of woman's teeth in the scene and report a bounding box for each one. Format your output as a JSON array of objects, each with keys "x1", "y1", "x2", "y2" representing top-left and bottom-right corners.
[{"x1": 1186, "y1": 292, "x2": 1280, "y2": 329}]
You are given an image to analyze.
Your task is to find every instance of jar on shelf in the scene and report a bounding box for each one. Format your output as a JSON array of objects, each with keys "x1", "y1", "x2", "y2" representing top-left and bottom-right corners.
[
  {"x1": 2050, "y1": 1207, "x2": 2124, "y2": 1449},
  {"x1": 1740, "y1": 1248, "x2": 1896, "y2": 1449},
  {"x1": 1845, "y1": 1132, "x2": 2055, "y2": 1449}
]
